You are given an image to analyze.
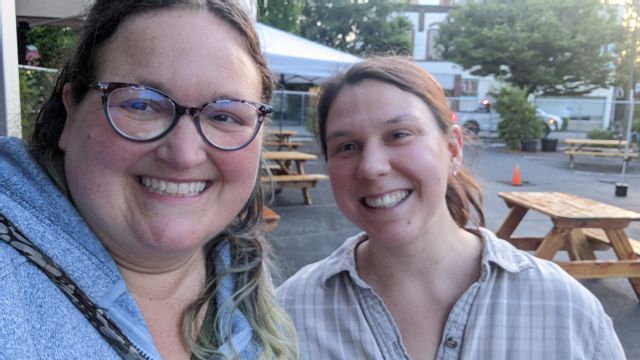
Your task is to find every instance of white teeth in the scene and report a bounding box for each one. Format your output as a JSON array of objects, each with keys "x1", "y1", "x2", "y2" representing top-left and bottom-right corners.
[
  {"x1": 141, "y1": 177, "x2": 206, "y2": 197},
  {"x1": 363, "y1": 190, "x2": 409, "y2": 209}
]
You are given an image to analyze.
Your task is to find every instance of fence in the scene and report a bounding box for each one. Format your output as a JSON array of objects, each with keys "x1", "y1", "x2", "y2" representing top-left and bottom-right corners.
[
  {"x1": 270, "y1": 89, "x2": 317, "y2": 126},
  {"x1": 534, "y1": 97, "x2": 640, "y2": 135},
  {"x1": 15, "y1": 66, "x2": 639, "y2": 138}
]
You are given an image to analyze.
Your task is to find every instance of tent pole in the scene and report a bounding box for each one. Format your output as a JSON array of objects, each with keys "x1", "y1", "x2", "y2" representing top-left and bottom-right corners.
[
  {"x1": 0, "y1": 0, "x2": 22, "y2": 137},
  {"x1": 278, "y1": 73, "x2": 285, "y2": 149}
]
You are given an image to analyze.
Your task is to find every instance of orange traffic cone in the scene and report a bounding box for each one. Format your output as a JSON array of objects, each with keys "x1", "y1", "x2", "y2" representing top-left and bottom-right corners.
[{"x1": 511, "y1": 165, "x2": 522, "y2": 186}]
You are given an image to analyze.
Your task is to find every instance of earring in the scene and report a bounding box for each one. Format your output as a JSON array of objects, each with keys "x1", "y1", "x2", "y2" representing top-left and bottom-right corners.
[{"x1": 451, "y1": 162, "x2": 459, "y2": 176}]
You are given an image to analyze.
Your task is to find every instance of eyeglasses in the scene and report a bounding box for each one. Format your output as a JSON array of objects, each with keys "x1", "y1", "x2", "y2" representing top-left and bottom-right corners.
[{"x1": 91, "y1": 82, "x2": 272, "y2": 151}]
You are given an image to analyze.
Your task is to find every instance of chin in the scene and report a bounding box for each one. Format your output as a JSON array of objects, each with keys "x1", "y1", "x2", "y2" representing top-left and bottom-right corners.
[{"x1": 143, "y1": 227, "x2": 215, "y2": 254}]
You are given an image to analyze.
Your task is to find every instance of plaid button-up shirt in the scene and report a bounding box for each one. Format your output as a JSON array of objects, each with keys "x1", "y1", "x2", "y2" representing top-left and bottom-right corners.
[{"x1": 278, "y1": 228, "x2": 625, "y2": 360}]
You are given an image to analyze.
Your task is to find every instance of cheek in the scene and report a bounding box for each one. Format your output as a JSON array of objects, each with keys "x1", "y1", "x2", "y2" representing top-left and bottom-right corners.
[
  {"x1": 328, "y1": 160, "x2": 350, "y2": 188},
  {"x1": 328, "y1": 161, "x2": 355, "y2": 207},
  {"x1": 215, "y1": 144, "x2": 261, "y2": 183},
  {"x1": 62, "y1": 102, "x2": 132, "y2": 167}
]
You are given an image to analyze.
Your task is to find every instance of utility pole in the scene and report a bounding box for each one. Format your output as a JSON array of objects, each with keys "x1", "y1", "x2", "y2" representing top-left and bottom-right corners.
[{"x1": 617, "y1": 0, "x2": 640, "y2": 197}]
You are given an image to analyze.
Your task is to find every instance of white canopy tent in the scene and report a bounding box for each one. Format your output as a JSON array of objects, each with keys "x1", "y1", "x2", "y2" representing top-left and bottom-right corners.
[{"x1": 256, "y1": 23, "x2": 360, "y2": 84}]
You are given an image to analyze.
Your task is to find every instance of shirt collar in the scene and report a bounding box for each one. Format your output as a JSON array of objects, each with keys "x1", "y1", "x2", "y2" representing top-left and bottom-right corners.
[
  {"x1": 477, "y1": 227, "x2": 534, "y2": 281},
  {"x1": 319, "y1": 232, "x2": 369, "y2": 289},
  {"x1": 318, "y1": 228, "x2": 534, "y2": 288}
]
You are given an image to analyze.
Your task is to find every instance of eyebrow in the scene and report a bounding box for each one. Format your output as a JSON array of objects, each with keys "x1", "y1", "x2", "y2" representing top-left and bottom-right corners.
[
  {"x1": 326, "y1": 115, "x2": 420, "y2": 141},
  {"x1": 130, "y1": 79, "x2": 243, "y2": 103}
]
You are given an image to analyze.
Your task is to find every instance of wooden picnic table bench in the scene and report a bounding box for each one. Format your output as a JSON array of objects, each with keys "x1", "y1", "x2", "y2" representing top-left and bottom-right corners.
[
  {"x1": 564, "y1": 138, "x2": 638, "y2": 168},
  {"x1": 580, "y1": 228, "x2": 640, "y2": 257},
  {"x1": 262, "y1": 151, "x2": 328, "y2": 205},
  {"x1": 496, "y1": 191, "x2": 640, "y2": 300}
]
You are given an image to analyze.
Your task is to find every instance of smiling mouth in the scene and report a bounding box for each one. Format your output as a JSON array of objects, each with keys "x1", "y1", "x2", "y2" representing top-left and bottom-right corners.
[
  {"x1": 361, "y1": 190, "x2": 411, "y2": 209},
  {"x1": 140, "y1": 176, "x2": 208, "y2": 197}
]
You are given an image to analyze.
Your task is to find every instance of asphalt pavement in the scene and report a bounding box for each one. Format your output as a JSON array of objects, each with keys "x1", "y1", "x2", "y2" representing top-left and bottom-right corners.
[{"x1": 265, "y1": 126, "x2": 640, "y2": 358}]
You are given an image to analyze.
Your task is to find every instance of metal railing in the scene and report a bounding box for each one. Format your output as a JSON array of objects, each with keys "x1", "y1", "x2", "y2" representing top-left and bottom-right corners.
[{"x1": 16, "y1": 66, "x2": 639, "y2": 138}]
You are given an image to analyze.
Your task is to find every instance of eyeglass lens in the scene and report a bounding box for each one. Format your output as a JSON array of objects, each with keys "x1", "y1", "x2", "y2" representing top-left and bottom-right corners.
[{"x1": 106, "y1": 86, "x2": 261, "y2": 149}]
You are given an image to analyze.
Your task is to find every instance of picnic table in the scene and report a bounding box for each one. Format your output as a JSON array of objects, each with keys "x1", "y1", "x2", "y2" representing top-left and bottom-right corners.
[
  {"x1": 564, "y1": 138, "x2": 638, "y2": 168},
  {"x1": 266, "y1": 129, "x2": 302, "y2": 150},
  {"x1": 496, "y1": 191, "x2": 640, "y2": 300},
  {"x1": 262, "y1": 151, "x2": 328, "y2": 205}
]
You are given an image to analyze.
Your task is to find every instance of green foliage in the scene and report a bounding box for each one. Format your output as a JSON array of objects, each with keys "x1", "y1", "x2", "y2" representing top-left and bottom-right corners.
[
  {"x1": 437, "y1": 0, "x2": 619, "y2": 96},
  {"x1": 19, "y1": 69, "x2": 58, "y2": 139},
  {"x1": 299, "y1": 0, "x2": 413, "y2": 56},
  {"x1": 258, "y1": 0, "x2": 305, "y2": 33},
  {"x1": 19, "y1": 26, "x2": 70, "y2": 138},
  {"x1": 26, "y1": 26, "x2": 75, "y2": 68},
  {"x1": 494, "y1": 85, "x2": 544, "y2": 149},
  {"x1": 612, "y1": 13, "x2": 640, "y2": 96},
  {"x1": 587, "y1": 128, "x2": 616, "y2": 140}
]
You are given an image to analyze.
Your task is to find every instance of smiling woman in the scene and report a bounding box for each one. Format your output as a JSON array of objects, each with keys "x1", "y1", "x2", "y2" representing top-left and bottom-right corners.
[
  {"x1": 0, "y1": 1, "x2": 297, "y2": 359},
  {"x1": 277, "y1": 56, "x2": 625, "y2": 360}
]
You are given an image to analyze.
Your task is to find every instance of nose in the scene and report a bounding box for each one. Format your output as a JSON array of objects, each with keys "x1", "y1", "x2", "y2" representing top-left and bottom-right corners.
[
  {"x1": 156, "y1": 114, "x2": 208, "y2": 168},
  {"x1": 356, "y1": 142, "x2": 391, "y2": 180}
]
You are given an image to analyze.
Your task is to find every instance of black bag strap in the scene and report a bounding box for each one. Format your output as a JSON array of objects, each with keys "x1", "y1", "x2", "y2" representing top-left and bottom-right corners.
[{"x1": 0, "y1": 214, "x2": 150, "y2": 360}]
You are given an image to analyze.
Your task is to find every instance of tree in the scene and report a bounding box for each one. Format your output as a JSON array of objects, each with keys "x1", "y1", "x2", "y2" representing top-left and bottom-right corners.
[
  {"x1": 258, "y1": 0, "x2": 305, "y2": 34},
  {"x1": 299, "y1": 0, "x2": 413, "y2": 56},
  {"x1": 437, "y1": 0, "x2": 620, "y2": 95}
]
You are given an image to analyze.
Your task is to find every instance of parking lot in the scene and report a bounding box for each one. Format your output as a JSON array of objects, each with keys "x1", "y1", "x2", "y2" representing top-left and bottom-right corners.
[{"x1": 265, "y1": 126, "x2": 640, "y2": 358}]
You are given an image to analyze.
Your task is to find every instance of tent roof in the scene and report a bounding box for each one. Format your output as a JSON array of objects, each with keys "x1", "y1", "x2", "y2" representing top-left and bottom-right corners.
[{"x1": 256, "y1": 23, "x2": 360, "y2": 83}]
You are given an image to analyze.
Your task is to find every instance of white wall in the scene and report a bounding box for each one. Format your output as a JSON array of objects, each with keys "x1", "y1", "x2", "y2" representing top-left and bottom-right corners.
[
  {"x1": 405, "y1": 11, "x2": 448, "y2": 61},
  {"x1": 16, "y1": 0, "x2": 89, "y2": 20}
]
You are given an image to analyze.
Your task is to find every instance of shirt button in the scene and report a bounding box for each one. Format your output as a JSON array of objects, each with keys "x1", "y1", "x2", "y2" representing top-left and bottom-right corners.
[{"x1": 445, "y1": 337, "x2": 458, "y2": 349}]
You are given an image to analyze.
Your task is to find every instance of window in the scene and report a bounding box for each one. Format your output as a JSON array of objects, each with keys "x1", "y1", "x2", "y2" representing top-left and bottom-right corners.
[
  {"x1": 426, "y1": 23, "x2": 441, "y2": 60},
  {"x1": 461, "y1": 79, "x2": 478, "y2": 97}
]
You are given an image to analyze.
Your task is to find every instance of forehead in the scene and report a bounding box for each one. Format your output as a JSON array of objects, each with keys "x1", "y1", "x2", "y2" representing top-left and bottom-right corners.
[
  {"x1": 325, "y1": 80, "x2": 438, "y2": 132},
  {"x1": 95, "y1": 8, "x2": 262, "y2": 102}
]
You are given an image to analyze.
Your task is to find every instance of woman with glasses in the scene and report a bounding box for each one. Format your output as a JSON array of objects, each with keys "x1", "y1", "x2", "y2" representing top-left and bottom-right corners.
[
  {"x1": 277, "y1": 57, "x2": 625, "y2": 359},
  {"x1": 0, "y1": 1, "x2": 297, "y2": 359}
]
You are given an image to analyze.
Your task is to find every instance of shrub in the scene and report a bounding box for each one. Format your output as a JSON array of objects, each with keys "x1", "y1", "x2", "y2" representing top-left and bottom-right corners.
[
  {"x1": 19, "y1": 69, "x2": 57, "y2": 139},
  {"x1": 587, "y1": 128, "x2": 616, "y2": 140},
  {"x1": 494, "y1": 85, "x2": 543, "y2": 150},
  {"x1": 26, "y1": 26, "x2": 74, "y2": 68}
]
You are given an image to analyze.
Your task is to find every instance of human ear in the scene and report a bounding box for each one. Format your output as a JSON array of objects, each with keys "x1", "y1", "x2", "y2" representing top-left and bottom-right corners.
[{"x1": 58, "y1": 83, "x2": 76, "y2": 151}]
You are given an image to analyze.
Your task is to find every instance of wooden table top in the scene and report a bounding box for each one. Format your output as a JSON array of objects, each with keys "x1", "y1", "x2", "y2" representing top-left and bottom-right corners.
[
  {"x1": 267, "y1": 129, "x2": 297, "y2": 137},
  {"x1": 564, "y1": 138, "x2": 631, "y2": 146},
  {"x1": 498, "y1": 191, "x2": 640, "y2": 221},
  {"x1": 264, "y1": 151, "x2": 317, "y2": 161}
]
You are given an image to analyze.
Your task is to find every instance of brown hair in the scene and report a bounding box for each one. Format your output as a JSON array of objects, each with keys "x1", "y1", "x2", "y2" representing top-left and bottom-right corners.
[
  {"x1": 27, "y1": 1, "x2": 296, "y2": 358},
  {"x1": 316, "y1": 56, "x2": 485, "y2": 231}
]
